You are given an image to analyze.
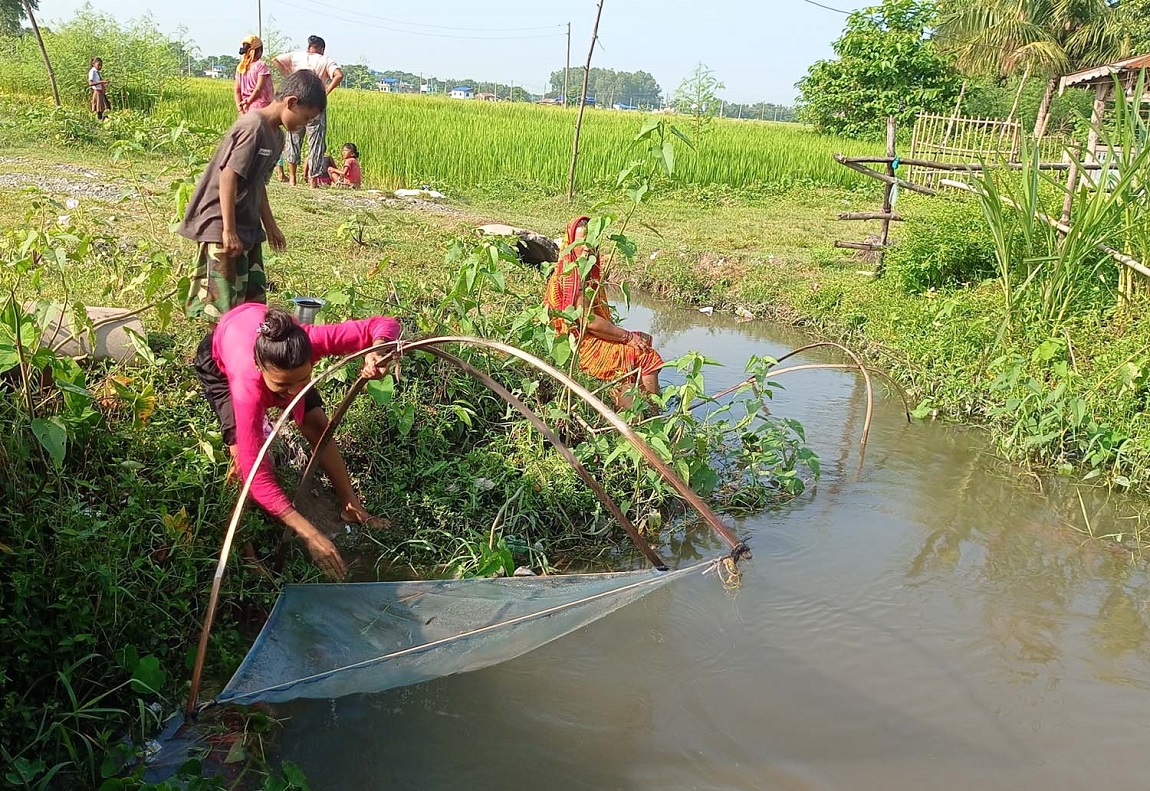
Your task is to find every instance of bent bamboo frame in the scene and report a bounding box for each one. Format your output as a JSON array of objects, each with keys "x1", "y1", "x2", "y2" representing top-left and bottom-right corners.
[
  {"x1": 284, "y1": 345, "x2": 669, "y2": 571},
  {"x1": 186, "y1": 336, "x2": 745, "y2": 717},
  {"x1": 698, "y1": 342, "x2": 884, "y2": 452}
]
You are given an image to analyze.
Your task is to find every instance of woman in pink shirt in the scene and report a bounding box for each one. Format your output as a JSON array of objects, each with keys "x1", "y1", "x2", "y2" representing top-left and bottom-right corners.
[
  {"x1": 194, "y1": 303, "x2": 401, "y2": 578},
  {"x1": 234, "y1": 35, "x2": 274, "y2": 114}
]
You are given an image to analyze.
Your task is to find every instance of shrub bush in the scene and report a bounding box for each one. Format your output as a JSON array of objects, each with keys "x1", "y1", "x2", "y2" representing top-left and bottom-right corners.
[
  {"x1": 886, "y1": 193, "x2": 997, "y2": 293},
  {"x1": 0, "y1": 8, "x2": 181, "y2": 112}
]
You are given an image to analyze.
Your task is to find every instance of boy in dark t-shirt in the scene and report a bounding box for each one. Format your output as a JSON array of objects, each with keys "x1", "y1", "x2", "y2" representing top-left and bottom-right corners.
[{"x1": 180, "y1": 70, "x2": 328, "y2": 322}]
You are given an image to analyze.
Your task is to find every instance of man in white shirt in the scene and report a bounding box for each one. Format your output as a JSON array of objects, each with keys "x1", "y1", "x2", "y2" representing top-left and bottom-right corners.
[{"x1": 273, "y1": 35, "x2": 344, "y2": 187}]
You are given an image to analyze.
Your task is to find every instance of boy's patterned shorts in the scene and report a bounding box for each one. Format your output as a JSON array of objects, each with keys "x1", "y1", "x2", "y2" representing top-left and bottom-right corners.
[{"x1": 184, "y1": 242, "x2": 267, "y2": 322}]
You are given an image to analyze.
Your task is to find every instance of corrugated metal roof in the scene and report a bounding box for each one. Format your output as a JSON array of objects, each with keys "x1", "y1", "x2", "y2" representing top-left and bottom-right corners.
[{"x1": 1060, "y1": 54, "x2": 1150, "y2": 93}]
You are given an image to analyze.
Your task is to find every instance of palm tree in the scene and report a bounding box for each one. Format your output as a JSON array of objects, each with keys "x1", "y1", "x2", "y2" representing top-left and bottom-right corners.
[{"x1": 937, "y1": 0, "x2": 1128, "y2": 139}]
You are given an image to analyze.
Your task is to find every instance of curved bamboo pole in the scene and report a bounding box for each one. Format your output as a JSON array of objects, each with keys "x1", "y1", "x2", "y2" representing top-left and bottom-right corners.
[
  {"x1": 771, "y1": 342, "x2": 876, "y2": 450},
  {"x1": 283, "y1": 345, "x2": 668, "y2": 571},
  {"x1": 186, "y1": 335, "x2": 744, "y2": 717},
  {"x1": 690, "y1": 343, "x2": 883, "y2": 450},
  {"x1": 765, "y1": 363, "x2": 912, "y2": 422}
]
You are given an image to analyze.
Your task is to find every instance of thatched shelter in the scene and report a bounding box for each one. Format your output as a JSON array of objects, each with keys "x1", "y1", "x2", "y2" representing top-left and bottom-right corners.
[{"x1": 1058, "y1": 54, "x2": 1150, "y2": 156}]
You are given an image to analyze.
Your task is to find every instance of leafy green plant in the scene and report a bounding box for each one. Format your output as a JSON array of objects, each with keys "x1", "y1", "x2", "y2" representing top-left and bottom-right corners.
[
  {"x1": 886, "y1": 194, "x2": 997, "y2": 293},
  {"x1": 0, "y1": 8, "x2": 182, "y2": 112},
  {"x1": 970, "y1": 74, "x2": 1150, "y2": 339},
  {"x1": 796, "y1": 0, "x2": 961, "y2": 138},
  {"x1": 673, "y1": 63, "x2": 724, "y2": 138},
  {"x1": 987, "y1": 338, "x2": 1131, "y2": 482},
  {"x1": 336, "y1": 212, "x2": 381, "y2": 247}
]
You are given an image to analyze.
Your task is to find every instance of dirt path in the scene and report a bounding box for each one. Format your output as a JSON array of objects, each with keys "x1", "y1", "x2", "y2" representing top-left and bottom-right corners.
[{"x1": 0, "y1": 154, "x2": 475, "y2": 220}]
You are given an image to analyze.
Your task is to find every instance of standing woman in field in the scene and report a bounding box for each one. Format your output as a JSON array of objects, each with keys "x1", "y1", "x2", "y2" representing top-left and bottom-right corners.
[
  {"x1": 544, "y1": 216, "x2": 664, "y2": 410},
  {"x1": 88, "y1": 57, "x2": 109, "y2": 120},
  {"x1": 235, "y1": 35, "x2": 274, "y2": 114}
]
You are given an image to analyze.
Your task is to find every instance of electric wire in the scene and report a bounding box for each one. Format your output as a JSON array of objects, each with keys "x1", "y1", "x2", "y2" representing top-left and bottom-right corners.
[{"x1": 800, "y1": 0, "x2": 852, "y2": 14}]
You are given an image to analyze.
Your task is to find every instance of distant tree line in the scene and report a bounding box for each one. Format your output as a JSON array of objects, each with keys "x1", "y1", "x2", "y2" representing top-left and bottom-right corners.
[
  {"x1": 718, "y1": 102, "x2": 795, "y2": 121},
  {"x1": 548, "y1": 67, "x2": 662, "y2": 107}
]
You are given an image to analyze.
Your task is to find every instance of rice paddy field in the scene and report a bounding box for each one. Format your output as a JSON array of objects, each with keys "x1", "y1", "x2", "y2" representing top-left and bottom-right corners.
[{"x1": 165, "y1": 79, "x2": 883, "y2": 194}]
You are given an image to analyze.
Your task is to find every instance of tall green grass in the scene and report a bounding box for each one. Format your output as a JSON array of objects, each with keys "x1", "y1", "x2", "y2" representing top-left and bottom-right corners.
[
  {"x1": 0, "y1": 9, "x2": 181, "y2": 112},
  {"x1": 166, "y1": 79, "x2": 882, "y2": 193}
]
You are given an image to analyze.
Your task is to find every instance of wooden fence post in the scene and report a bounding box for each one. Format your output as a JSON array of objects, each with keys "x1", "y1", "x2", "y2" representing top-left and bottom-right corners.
[{"x1": 876, "y1": 116, "x2": 897, "y2": 275}]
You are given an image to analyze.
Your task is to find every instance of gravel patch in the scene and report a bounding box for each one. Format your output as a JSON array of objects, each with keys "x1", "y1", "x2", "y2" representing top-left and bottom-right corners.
[
  {"x1": 0, "y1": 170, "x2": 129, "y2": 202},
  {"x1": 320, "y1": 188, "x2": 470, "y2": 218}
]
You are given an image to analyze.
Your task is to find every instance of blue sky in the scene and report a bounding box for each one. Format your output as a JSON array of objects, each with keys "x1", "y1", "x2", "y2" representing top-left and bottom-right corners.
[{"x1": 38, "y1": 0, "x2": 870, "y2": 103}]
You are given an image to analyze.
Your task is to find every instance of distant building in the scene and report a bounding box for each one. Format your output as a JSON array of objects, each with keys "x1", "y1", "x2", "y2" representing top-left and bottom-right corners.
[
  {"x1": 612, "y1": 103, "x2": 637, "y2": 111},
  {"x1": 377, "y1": 77, "x2": 399, "y2": 93},
  {"x1": 476, "y1": 92, "x2": 497, "y2": 102},
  {"x1": 449, "y1": 86, "x2": 474, "y2": 99},
  {"x1": 203, "y1": 68, "x2": 225, "y2": 79}
]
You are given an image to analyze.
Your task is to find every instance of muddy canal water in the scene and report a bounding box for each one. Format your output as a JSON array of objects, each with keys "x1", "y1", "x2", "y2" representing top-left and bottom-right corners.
[{"x1": 274, "y1": 297, "x2": 1150, "y2": 790}]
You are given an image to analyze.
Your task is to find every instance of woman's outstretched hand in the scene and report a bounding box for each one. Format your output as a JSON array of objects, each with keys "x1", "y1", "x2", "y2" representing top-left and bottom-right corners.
[
  {"x1": 362, "y1": 349, "x2": 400, "y2": 381},
  {"x1": 302, "y1": 531, "x2": 348, "y2": 580}
]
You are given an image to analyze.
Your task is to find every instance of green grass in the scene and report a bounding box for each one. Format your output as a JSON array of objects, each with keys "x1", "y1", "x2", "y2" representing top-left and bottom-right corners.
[{"x1": 164, "y1": 79, "x2": 884, "y2": 193}]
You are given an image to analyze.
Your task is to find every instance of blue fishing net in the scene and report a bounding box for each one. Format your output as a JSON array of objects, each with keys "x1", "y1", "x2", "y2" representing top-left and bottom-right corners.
[{"x1": 217, "y1": 561, "x2": 710, "y2": 706}]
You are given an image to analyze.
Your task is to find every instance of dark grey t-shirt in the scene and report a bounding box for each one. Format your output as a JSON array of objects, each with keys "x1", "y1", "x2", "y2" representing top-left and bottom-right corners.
[{"x1": 178, "y1": 113, "x2": 284, "y2": 247}]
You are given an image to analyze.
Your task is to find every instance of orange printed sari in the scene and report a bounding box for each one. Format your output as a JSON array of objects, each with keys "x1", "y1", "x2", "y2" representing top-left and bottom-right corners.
[{"x1": 543, "y1": 216, "x2": 663, "y2": 382}]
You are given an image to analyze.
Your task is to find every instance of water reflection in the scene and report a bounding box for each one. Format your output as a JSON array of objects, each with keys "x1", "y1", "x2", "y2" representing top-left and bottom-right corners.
[{"x1": 273, "y1": 296, "x2": 1150, "y2": 790}]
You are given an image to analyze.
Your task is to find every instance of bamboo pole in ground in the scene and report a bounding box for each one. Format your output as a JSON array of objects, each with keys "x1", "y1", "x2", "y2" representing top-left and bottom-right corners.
[
  {"x1": 22, "y1": 0, "x2": 60, "y2": 107},
  {"x1": 566, "y1": 0, "x2": 605, "y2": 202},
  {"x1": 1060, "y1": 83, "x2": 1108, "y2": 227},
  {"x1": 909, "y1": 115, "x2": 921, "y2": 185},
  {"x1": 876, "y1": 116, "x2": 897, "y2": 275}
]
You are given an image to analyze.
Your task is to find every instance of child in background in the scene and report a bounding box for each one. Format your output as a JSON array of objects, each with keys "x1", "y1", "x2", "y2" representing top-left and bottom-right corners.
[
  {"x1": 180, "y1": 70, "x2": 328, "y2": 322},
  {"x1": 88, "y1": 57, "x2": 109, "y2": 120},
  {"x1": 328, "y1": 143, "x2": 361, "y2": 188}
]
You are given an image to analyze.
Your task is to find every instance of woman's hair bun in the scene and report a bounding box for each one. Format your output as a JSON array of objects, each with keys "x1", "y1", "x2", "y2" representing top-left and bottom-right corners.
[{"x1": 259, "y1": 307, "x2": 296, "y2": 341}]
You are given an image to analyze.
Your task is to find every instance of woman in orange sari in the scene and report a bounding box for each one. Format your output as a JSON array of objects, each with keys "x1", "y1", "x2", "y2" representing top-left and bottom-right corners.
[{"x1": 544, "y1": 216, "x2": 663, "y2": 409}]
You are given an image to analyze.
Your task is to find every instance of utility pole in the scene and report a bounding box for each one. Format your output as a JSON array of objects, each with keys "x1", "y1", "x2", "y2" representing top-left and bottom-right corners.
[
  {"x1": 257, "y1": 0, "x2": 262, "y2": 40},
  {"x1": 567, "y1": 0, "x2": 604, "y2": 201},
  {"x1": 564, "y1": 22, "x2": 571, "y2": 107}
]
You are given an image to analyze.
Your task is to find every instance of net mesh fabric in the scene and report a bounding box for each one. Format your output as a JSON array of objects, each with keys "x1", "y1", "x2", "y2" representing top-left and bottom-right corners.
[{"x1": 217, "y1": 562, "x2": 709, "y2": 706}]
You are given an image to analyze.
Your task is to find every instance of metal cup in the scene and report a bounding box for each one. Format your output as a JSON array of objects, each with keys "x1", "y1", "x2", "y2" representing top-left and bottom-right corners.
[{"x1": 291, "y1": 297, "x2": 325, "y2": 325}]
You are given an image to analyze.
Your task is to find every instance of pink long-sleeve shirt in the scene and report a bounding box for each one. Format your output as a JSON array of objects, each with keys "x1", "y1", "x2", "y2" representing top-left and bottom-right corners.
[{"x1": 213, "y1": 302, "x2": 401, "y2": 517}]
